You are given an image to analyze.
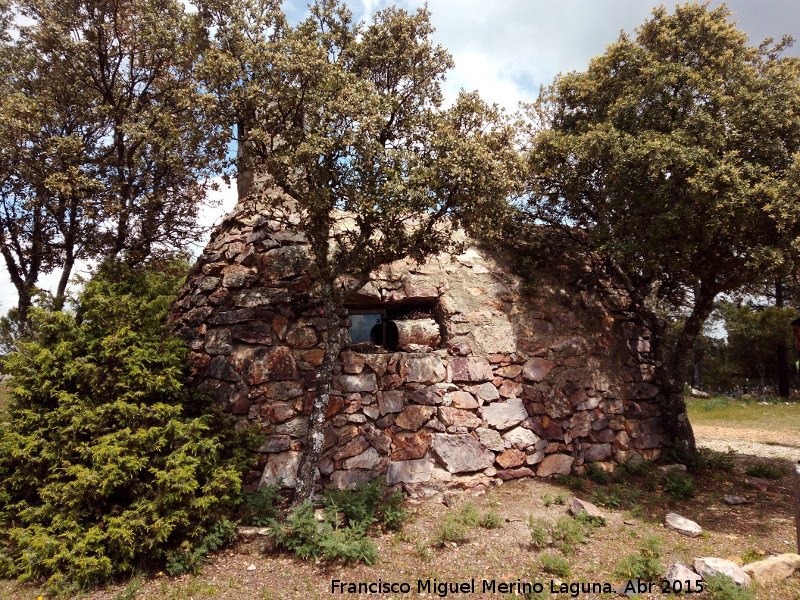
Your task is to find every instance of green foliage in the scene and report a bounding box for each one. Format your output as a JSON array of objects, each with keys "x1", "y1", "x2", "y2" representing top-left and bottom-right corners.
[
  {"x1": 203, "y1": 0, "x2": 522, "y2": 503},
  {"x1": 269, "y1": 503, "x2": 378, "y2": 565},
  {"x1": 745, "y1": 462, "x2": 787, "y2": 480},
  {"x1": 573, "y1": 511, "x2": 605, "y2": 528},
  {"x1": 590, "y1": 487, "x2": 622, "y2": 509},
  {"x1": 430, "y1": 514, "x2": 470, "y2": 548},
  {"x1": 0, "y1": 263, "x2": 249, "y2": 591},
  {"x1": 527, "y1": 2, "x2": 800, "y2": 456},
  {"x1": 528, "y1": 517, "x2": 550, "y2": 550},
  {"x1": 697, "y1": 448, "x2": 737, "y2": 474},
  {"x1": 479, "y1": 509, "x2": 504, "y2": 530},
  {"x1": 613, "y1": 536, "x2": 663, "y2": 581},
  {"x1": 713, "y1": 302, "x2": 797, "y2": 391},
  {"x1": 539, "y1": 553, "x2": 571, "y2": 578},
  {"x1": 0, "y1": 0, "x2": 230, "y2": 319},
  {"x1": 705, "y1": 574, "x2": 757, "y2": 600},
  {"x1": 457, "y1": 503, "x2": 481, "y2": 527},
  {"x1": 323, "y1": 477, "x2": 408, "y2": 532},
  {"x1": 241, "y1": 484, "x2": 283, "y2": 527},
  {"x1": 429, "y1": 502, "x2": 502, "y2": 548},
  {"x1": 741, "y1": 548, "x2": 764, "y2": 565},
  {"x1": 165, "y1": 519, "x2": 237, "y2": 577},
  {"x1": 662, "y1": 470, "x2": 696, "y2": 500},
  {"x1": 268, "y1": 479, "x2": 407, "y2": 565},
  {"x1": 554, "y1": 474, "x2": 584, "y2": 491},
  {"x1": 527, "y1": 515, "x2": 594, "y2": 555},
  {"x1": 586, "y1": 463, "x2": 610, "y2": 484}
]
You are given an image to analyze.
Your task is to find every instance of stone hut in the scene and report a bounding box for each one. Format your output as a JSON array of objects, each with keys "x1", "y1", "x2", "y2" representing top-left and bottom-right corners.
[{"x1": 168, "y1": 202, "x2": 668, "y2": 496}]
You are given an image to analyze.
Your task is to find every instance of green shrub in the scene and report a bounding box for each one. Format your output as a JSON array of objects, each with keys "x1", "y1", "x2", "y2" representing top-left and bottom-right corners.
[
  {"x1": 241, "y1": 483, "x2": 283, "y2": 526},
  {"x1": 586, "y1": 463, "x2": 610, "y2": 484},
  {"x1": 0, "y1": 262, "x2": 249, "y2": 591},
  {"x1": 458, "y1": 503, "x2": 481, "y2": 527},
  {"x1": 165, "y1": 518, "x2": 237, "y2": 576},
  {"x1": 744, "y1": 462, "x2": 787, "y2": 480},
  {"x1": 479, "y1": 509, "x2": 504, "y2": 529},
  {"x1": 430, "y1": 514, "x2": 470, "y2": 547},
  {"x1": 590, "y1": 487, "x2": 622, "y2": 509},
  {"x1": 613, "y1": 536, "x2": 663, "y2": 581},
  {"x1": 662, "y1": 470, "x2": 696, "y2": 500},
  {"x1": 554, "y1": 474, "x2": 584, "y2": 491},
  {"x1": 323, "y1": 477, "x2": 407, "y2": 532},
  {"x1": 539, "y1": 553, "x2": 571, "y2": 578},
  {"x1": 551, "y1": 516, "x2": 589, "y2": 554},
  {"x1": 705, "y1": 574, "x2": 757, "y2": 600},
  {"x1": 527, "y1": 516, "x2": 592, "y2": 554},
  {"x1": 528, "y1": 517, "x2": 550, "y2": 549},
  {"x1": 698, "y1": 448, "x2": 737, "y2": 473},
  {"x1": 270, "y1": 503, "x2": 379, "y2": 565}
]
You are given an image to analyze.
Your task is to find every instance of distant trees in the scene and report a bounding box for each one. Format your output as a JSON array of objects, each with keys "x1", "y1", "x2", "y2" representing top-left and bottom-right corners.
[
  {"x1": 201, "y1": 0, "x2": 520, "y2": 503},
  {"x1": 0, "y1": 0, "x2": 230, "y2": 319},
  {"x1": 526, "y1": 4, "x2": 800, "y2": 460}
]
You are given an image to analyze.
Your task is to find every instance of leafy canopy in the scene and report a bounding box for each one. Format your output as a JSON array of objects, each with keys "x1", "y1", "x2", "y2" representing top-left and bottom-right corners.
[
  {"x1": 0, "y1": 262, "x2": 249, "y2": 591},
  {"x1": 204, "y1": 0, "x2": 520, "y2": 298},
  {"x1": 528, "y1": 3, "x2": 800, "y2": 304}
]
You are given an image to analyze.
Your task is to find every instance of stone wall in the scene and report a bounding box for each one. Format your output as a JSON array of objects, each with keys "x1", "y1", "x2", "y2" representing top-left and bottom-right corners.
[{"x1": 169, "y1": 207, "x2": 668, "y2": 496}]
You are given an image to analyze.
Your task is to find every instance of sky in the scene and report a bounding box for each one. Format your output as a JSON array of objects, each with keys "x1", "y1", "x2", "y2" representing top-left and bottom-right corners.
[{"x1": 3, "y1": 0, "x2": 800, "y2": 314}]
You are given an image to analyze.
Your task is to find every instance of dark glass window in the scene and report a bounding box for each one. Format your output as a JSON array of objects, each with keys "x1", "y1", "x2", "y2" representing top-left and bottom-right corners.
[{"x1": 348, "y1": 313, "x2": 383, "y2": 344}]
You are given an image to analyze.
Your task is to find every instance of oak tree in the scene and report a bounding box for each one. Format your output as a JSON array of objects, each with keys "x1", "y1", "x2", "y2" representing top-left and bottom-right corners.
[
  {"x1": 527, "y1": 4, "x2": 800, "y2": 460},
  {"x1": 0, "y1": 0, "x2": 230, "y2": 318},
  {"x1": 203, "y1": 0, "x2": 520, "y2": 503}
]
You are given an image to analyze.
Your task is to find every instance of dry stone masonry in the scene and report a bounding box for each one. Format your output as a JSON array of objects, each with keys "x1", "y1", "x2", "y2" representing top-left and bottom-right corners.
[{"x1": 169, "y1": 205, "x2": 669, "y2": 495}]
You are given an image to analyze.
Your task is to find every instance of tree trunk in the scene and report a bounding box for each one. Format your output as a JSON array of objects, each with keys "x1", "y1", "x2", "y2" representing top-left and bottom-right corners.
[
  {"x1": 292, "y1": 291, "x2": 344, "y2": 506},
  {"x1": 661, "y1": 284, "x2": 717, "y2": 464},
  {"x1": 776, "y1": 280, "x2": 791, "y2": 397}
]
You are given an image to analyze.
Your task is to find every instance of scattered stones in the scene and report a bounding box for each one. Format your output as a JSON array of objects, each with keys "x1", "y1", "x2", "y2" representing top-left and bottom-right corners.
[
  {"x1": 569, "y1": 497, "x2": 605, "y2": 521},
  {"x1": 658, "y1": 463, "x2": 687, "y2": 474},
  {"x1": 665, "y1": 513, "x2": 702, "y2": 537},
  {"x1": 723, "y1": 495, "x2": 749, "y2": 505},
  {"x1": 742, "y1": 553, "x2": 800, "y2": 584},
  {"x1": 745, "y1": 476, "x2": 770, "y2": 492},
  {"x1": 693, "y1": 557, "x2": 751, "y2": 587},
  {"x1": 663, "y1": 562, "x2": 703, "y2": 593}
]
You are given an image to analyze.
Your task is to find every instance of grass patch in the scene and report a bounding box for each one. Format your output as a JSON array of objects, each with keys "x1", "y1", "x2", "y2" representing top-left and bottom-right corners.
[
  {"x1": 527, "y1": 514, "x2": 600, "y2": 554},
  {"x1": 613, "y1": 536, "x2": 663, "y2": 581},
  {"x1": 430, "y1": 503, "x2": 504, "y2": 548},
  {"x1": 687, "y1": 396, "x2": 800, "y2": 441},
  {"x1": 539, "y1": 553, "x2": 571, "y2": 578},
  {"x1": 744, "y1": 463, "x2": 787, "y2": 480},
  {"x1": 662, "y1": 470, "x2": 696, "y2": 500},
  {"x1": 705, "y1": 574, "x2": 757, "y2": 600}
]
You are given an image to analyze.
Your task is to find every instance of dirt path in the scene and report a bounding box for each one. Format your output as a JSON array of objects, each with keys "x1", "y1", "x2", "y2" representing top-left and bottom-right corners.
[{"x1": 694, "y1": 424, "x2": 800, "y2": 461}]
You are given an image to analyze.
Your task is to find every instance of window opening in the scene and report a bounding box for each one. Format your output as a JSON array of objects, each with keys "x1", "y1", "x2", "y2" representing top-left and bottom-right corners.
[{"x1": 345, "y1": 302, "x2": 441, "y2": 352}]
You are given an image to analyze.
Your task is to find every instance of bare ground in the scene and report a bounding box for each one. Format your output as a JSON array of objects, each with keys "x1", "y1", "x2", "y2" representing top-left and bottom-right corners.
[{"x1": 2, "y1": 433, "x2": 799, "y2": 600}]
